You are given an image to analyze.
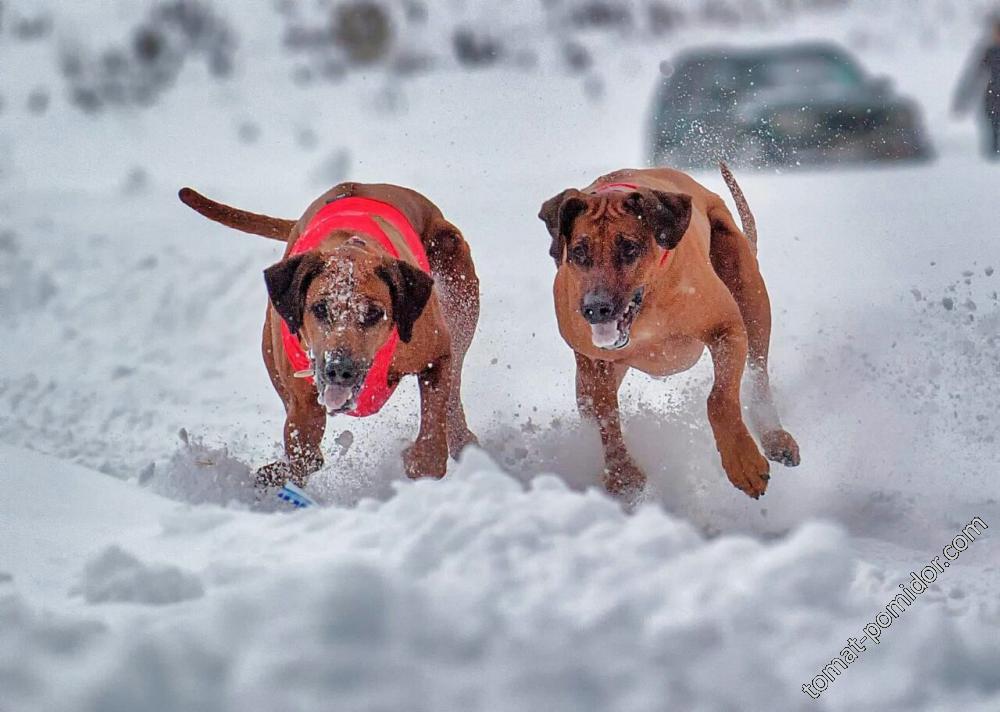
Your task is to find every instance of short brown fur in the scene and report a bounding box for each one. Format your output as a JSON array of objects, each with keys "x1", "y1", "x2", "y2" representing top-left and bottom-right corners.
[
  {"x1": 539, "y1": 165, "x2": 799, "y2": 499},
  {"x1": 180, "y1": 182, "x2": 480, "y2": 486}
]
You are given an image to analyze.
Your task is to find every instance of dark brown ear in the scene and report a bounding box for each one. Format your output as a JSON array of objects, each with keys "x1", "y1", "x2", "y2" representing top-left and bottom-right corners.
[
  {"x1": 538, "y1": 189, "x2": 587, "y2": 265},
  {"x1": 376, "y1": 260, "x2": 434, "y2": 343},
  {"x1": 263, "y1": 252, "x2": 326, "y2": 334},
  {"x1": 623, "y1": 190, "x2": 692, "y2": 250}
]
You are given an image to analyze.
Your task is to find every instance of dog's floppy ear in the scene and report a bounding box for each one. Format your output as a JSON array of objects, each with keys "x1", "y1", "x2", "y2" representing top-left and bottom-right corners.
[
  {"x1": 376, "y1": 259, "x2": 434, "y2": 343},
  {"x1": 538, "y1": 189, "x2": 588, "y2": 265},
  {"x1": 623, "y1": 190, "x2": 692, "y2": 250},
  {"x1": 263, "y1": 252, "x2": 325, "y2": 334}
]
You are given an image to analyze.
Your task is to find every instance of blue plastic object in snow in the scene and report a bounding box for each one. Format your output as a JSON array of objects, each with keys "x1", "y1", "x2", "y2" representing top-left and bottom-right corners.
[{"x1": 277, "y1": 482, "x2": 316, "y2": 508}]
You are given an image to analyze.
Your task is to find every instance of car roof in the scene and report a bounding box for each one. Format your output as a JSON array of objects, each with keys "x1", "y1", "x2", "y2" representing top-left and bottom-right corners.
[{"x1": 674, "y1": 41, "x2": 853, "y2": 67}]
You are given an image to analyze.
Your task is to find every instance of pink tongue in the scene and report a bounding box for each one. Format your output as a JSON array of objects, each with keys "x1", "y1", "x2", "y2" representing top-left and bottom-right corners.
[
  {"x1": 322, "y1": 384, "x2": 353, "y2": 411},
  {"x1": 591, "y1": 322, "x2": 621, "y2": 349}
]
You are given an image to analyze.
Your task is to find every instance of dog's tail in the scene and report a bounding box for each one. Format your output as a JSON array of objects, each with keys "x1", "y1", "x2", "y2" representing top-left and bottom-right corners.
[
  {"x1": 718, "y1": 162, "x2": 757, "y2": 250},
  {"x1": 178, "y1": 187, "x2": 296, "y2": 242}
]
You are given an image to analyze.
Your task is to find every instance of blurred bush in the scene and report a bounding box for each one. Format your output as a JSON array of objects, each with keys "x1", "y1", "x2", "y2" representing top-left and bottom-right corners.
[
  {"x1": 452, "y1": 27, "x2": 503, "y2": 68},
  {"x1": 59, "y1": 0, "x2": 236, "y2": 113},
  {"x1": 569, "y1": 1, "x2": 634, "y2": 29},
  {"x1": 334, "y1": 1, "x2": 394, "y2": 64},
  {"x1": 2, "y1": 0, "x2": 959, "y2": 118},
  {"x1": 7, "y1": 9, "x2": 54, "y2": 42}
]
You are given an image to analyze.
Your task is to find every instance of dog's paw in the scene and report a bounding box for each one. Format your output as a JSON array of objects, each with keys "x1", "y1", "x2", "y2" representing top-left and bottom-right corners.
[
  {"x1": 602, "y1": 458, "x2": 647, "y2": 499},
  {"x1": 719, "y1": 435, "x2": 770, "y2": 499},
  {"x1": 255, "y1": 457, "x2": 320, "y2": 489},
  {"x1": 256, "y1": 461, "x2": 293, "y2": 489},
  {"x1": 761, "y1": 429, "x2": 800, "y2": 467},
  {"x1": 403, "y1": 438, "x2": 448, "y2": 479}
]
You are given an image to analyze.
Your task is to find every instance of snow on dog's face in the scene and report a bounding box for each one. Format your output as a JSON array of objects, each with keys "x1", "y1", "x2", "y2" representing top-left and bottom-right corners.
[
  {"x1": 539, "y1": 187, "x2": 691, "y2": 351},
  {"x1": 264, "y1": 240, "x2": 433, "y2": 414}
]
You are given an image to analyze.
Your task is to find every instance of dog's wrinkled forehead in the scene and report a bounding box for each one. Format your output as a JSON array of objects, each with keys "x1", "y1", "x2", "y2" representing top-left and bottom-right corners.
[
  {"x1": 584, "y1": 193, "x2": 634, "y2": 222},
  {"x1": 539, "y1": 185, "x2": 693, "y2": 266},
  {"x1": 315, "y1": 254, "x2": 356, "y2": 304},
  {"x1": 306, "y1": 248, "x2": 387, "y2": 329},
  {"x1": 577, "y1": 195, "x2": 648, "y2": 234}
]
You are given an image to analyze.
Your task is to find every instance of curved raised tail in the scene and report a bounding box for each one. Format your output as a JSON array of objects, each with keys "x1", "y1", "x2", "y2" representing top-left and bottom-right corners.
[
  {"x1": 718, "y1": 162, "x2": 757, "y2": 250},
  {"x1": 178, "y1": 187, "x2": 296, "y2": 242}
]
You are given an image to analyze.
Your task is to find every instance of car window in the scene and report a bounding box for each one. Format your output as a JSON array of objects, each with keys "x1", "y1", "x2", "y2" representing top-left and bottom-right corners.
[
  {"x1": 662, "y1": 49, "x2": 864, "y2": 115},
  {"x1": 666, "y1": 57, "x2": 743, "y2": 111},
  {"x1": 748, "y1": 52, "x2": 864, "y2": 89}
]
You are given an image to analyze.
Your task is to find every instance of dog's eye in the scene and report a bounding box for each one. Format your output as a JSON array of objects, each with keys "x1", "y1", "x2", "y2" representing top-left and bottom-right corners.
[
  {"x1": 569, "y1": 241, "x2": 590, "y2": 266},
  {"x1": 618, "y1": 239, "x2": 641, "y2": 264},
  {"x1": 361, "y1": 304, "x2": 385, "y2": 328},
  {"x1": 311, "y1": 302, "x2": 330, "y2": 321}
]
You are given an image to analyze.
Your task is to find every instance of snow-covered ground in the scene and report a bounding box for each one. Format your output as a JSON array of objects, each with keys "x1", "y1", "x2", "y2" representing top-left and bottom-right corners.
[{"x1": 1, "y1": 2, "x2": 998, "y2": 710}]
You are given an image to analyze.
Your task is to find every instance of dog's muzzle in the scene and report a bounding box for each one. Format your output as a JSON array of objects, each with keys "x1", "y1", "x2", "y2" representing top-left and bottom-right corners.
[
  {"x1": 314, "y1": 350, "x2": 367, "y2": 415},
  {"x1": 587, "y1": 287, "x2": 644, "y2": 351}
]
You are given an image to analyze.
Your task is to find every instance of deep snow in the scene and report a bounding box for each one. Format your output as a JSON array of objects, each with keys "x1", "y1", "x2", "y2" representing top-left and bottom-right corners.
[
  {"x1": 3, "y1": 445, "x2": 998, "y2": 712},
  {"x1": 2, "y1": 1, "x2": 999, "y2": 710}
]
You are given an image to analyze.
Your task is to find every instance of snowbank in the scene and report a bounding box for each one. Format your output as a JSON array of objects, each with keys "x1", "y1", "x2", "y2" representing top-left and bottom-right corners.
[{"x1": 2, "y1": 447, "x2": 998, "y2": 712}]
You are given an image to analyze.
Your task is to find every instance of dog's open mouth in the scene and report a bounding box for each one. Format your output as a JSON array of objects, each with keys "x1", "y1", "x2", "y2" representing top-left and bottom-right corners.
[
  {"x1": 318, "y1": 382, "x2": 362, "y2": 415},
  {"x1": 590, "y1": 288, "x2": 644, "y2": 351}
]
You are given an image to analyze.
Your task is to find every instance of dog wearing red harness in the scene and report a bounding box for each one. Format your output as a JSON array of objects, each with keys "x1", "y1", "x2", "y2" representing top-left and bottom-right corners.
[
  {"x1": 539, "y1": 165, "x2": 799, "y2": 500},
  {"x1": 179, "y1": 182, "x2": 480, "y2": 486}
]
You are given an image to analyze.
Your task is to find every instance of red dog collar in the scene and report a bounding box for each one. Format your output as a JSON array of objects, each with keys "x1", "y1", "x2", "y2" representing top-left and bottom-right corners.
[
  {"x1": 594, "y1": 182, "x2": 641, "y2": 193},
  {"x1": 592, "y1": 182, "x2": 671, "y2": 267},
  {"x1": 281, "y1": 196, "x2": 430, "y2": 418}
]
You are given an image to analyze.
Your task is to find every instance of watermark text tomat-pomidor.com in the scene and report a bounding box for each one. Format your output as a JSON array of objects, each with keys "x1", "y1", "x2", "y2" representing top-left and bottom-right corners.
[{"x1": 801, "y1": 516, "x2": 989, "y2": 701}]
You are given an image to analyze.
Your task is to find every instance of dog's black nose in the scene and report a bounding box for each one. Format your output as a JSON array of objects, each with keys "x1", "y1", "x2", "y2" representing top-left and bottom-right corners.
[
  {"x1": 581, "y1": 292, "x2": 617, "y2": 324},
  {"x1": 324, "y1": 352, "x2": 361, "y2": 386}
]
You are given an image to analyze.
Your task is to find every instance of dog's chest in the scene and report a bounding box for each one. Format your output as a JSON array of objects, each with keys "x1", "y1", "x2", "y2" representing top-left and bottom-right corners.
[{"x1": 626, "y1": 334, "x2": 705, "y2": 377}]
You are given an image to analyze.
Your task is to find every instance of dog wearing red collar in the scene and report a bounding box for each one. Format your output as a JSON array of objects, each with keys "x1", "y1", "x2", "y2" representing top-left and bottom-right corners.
[
  {"x1": 539, "y1": 165, "x2": 799, "y2": 500},
  {"x1": 179, "y1": 182, "x2": 479, "y2": 486}
]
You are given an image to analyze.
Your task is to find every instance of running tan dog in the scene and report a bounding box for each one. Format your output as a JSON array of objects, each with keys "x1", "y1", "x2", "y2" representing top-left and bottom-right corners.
[
  {"x1": 179, "y1": 182, "x2": 479, "y2": 486},
  {"x1": 539, "y1": 164, "x2": 799, "y2": 499}
]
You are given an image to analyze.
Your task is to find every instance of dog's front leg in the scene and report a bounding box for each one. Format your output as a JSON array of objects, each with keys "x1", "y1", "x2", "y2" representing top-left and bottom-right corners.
[
  {"x1": 284, "y1": 398, "x2": 327, "y2": 481},
  {"x1": 575, "y1": 351, "x2": 645, "y2": 497},
  {"x1": 705, "y1": 322, "x2": 770, "y2": 498},
  {"x1": 257, "y1": 393, "x2": 326, "y2": 488},
  {"x1": 403, "y1": 355, "x2": 451, "y2": 479}
]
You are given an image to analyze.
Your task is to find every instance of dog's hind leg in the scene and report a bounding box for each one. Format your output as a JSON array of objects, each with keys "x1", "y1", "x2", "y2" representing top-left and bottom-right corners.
[
  {"x1": 404, "y1": 355, "x2": 451, "y2": 478},
  {"x1": 708, "y1": 200, "x2": 800, "y2": 468},
  {"x1": 427, "y1": 223, "x2": 480, "y2": 459}
]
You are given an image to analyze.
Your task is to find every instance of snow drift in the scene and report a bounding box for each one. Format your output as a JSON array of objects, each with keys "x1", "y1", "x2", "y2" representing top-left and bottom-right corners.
[{"x1": 2, "y1": 447, "x2": 998, "y2": 712}]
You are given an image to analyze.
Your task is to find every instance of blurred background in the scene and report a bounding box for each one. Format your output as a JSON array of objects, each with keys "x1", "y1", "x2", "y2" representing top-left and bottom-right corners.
[{"x1": 1, "y1": 0, "x2": 999, "y2": 193}]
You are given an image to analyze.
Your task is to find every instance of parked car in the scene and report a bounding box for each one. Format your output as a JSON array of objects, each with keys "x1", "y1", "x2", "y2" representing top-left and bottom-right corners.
[{"x1": 648, "y1": 42, "x2": 933, "y2": 168}]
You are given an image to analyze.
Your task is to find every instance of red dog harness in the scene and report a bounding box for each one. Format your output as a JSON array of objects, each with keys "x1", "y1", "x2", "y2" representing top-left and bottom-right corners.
[
  {"x1": 592, "y1": 182, "x2": 671, "y2": 267},
  {"x1": 282, "y1": 196, "x2": 430, "y2": 418}
]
